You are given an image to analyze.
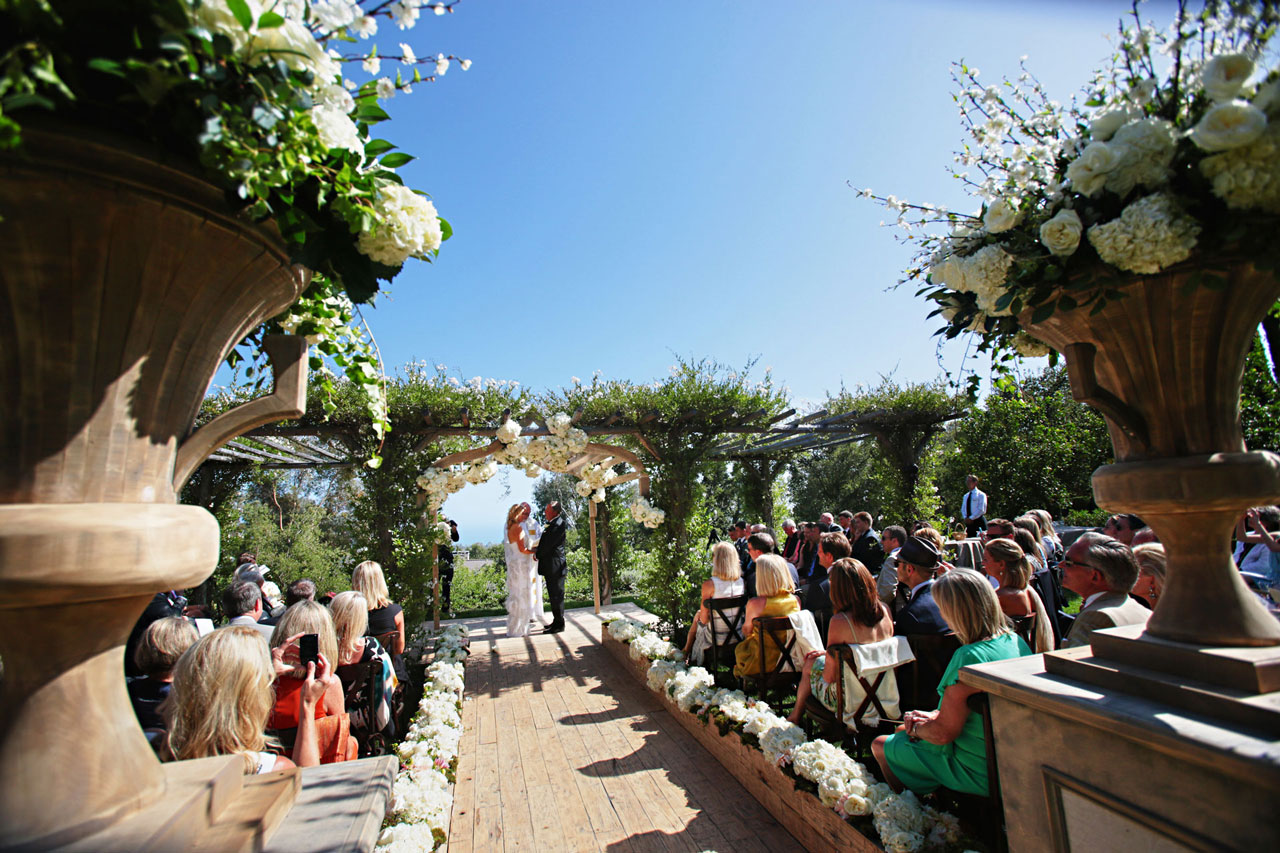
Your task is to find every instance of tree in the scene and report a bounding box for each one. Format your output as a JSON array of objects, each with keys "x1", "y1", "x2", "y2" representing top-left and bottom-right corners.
[
  {"x1": 1242, "y1": 329, "x2": 1280, "y2": 452},
  {"x1": 937, "y1": 366, "x2": 1112, "y2": 523}
]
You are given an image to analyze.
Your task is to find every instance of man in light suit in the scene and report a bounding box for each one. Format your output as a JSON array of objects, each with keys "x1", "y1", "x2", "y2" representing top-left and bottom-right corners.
[{"x1": 1061, "y1": 532, "x2": 1150, "y2": 649}]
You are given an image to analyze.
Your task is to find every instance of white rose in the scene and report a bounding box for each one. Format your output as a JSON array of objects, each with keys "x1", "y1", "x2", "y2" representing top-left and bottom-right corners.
[
  {"x1": 311, "y1": 106, "x2": 363, "y2": 155},
  {"x1": 1105, "y1": 118, "x2": 1178, "y2": 195},
  {"x1": 1039, "y1": 208, "x2": 1083, "y2": 257},
  {"x1": 1253, "y1": 76, "x2": 1280, "y2": 117},
  {"x1": 1190, "y1": 101, "x2": 1268, "y2": 152},
  {"x1": 982, "y1": 199, "x2": 1020, "y2": 233},
  {"x1": 929, "y1": 257, "x2": 965, "y2": 291},
  {"x1": 1200, "y1": 53, "x2": 1254, "y2": 103},
  {"x1": 1064, "y1": 141, "x2": 1118, "y2": 197},
  {"x1": 316, "y1": 83, "x2": 356, "y2": 115},
  {"x1": 1089, "y1": 105, "x2": 1141, "y2": 141}
]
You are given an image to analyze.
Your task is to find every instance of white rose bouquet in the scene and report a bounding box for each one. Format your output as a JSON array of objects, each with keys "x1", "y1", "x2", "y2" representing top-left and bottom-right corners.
[{"x1": 860, "y1": 1, "x2": 1280, "y2": 365}]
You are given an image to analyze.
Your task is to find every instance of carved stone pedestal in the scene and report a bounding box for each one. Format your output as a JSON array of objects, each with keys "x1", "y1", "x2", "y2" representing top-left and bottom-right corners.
[{"x1": 961, "y1": 643, "x2": 1280, "y2": 852}]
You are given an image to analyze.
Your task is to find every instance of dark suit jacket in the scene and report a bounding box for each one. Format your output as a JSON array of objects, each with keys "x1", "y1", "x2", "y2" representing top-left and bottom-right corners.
[
  {"x1": 535, "y1": 516, "x2": 568, "y2": 577},
  {"x1": 894, "y1": 580, "x2": 949, "y2": 635},
  {"x1": 796, "y1": 543, "x2": 821, "y2": 582},
  {"x1": 850, "y1": 531, "x2": 885, "y2": 573},
  {"x1": 734, "y1": 538, "x2": 751, "y2": 570},
  {"x1": 804, "y1": 577, "x2": 831, "y2": 614}
]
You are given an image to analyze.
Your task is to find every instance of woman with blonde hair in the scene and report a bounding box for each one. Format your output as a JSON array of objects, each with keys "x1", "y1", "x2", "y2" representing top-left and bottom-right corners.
[
  {"x1": 165, "y1": 626, "x2": 328, "y2": 773},
  {"x1": 683, "y1": 541, "x2": 746, "y2": 664},
  {"x1": 352, "y1": 560, "x2": 407, "y2": 681},
  {"x1": 1132, "y1": 542, "x2": 1167, "y2": 609},
  {"x1": 330, "y1": 591, "x2": 396, "y2": 736},
  {"x1": 267, "y1": 600, "x2": 344, "y2": 732},
  {"x1": 983, "y1": 538, "x2": 1054, "y2": 652},
  {"x1": 733, "y1": 554, "x2": 801, "y2": 678},
  {"x1": 1027, "y1": 509, "x2": 1063, "y2": 564},
  {"x1": 872, "y1": 569, "x2": 1030, "y2": 796}
]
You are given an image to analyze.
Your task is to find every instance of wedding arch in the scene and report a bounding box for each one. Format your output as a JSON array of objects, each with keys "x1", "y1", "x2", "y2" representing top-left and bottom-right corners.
[{"x1": 417, "y1": 409, "x2": 657, "y2": 628}]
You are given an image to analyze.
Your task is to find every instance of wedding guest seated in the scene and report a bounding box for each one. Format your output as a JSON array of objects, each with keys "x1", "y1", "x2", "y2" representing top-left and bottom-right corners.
[
  {"x1": 125, "y1": 591, "x2": 186, "y2": 678},
  {"x1": 876, "y1": 525, "x2": 909, "y2": 611},
  {"x1": 1131, "y1": 527, "x2": 1159, "y2": 546},
  {"x1": 1013, "y1": 517, "x2": 1048, "y2": 565},
  {"x1": 794, "y1": 523, "x2": 822, "y2": 586},
  {"x1": 285, "y1": 578, "x2": 317, "y2": 607},
  {"x1": 983, "y1": 538, "x2": 1054, "y2": 652},
  {"x1": 353, "y1": 560, "x2": 408, "y2": 683},
  {"x1": 734, "y1": 555, "x2": 802, "y2": 678},
  {"x1": 1236, "y1": 506, "x2": 1280, "y2": 586},
  {"x1": 781, "y1": 518, "x2": 802, "y2": 565},
  {"x1": 163, "y1": 626, "x2": 328, "y2": 772},
  {"x1": 1103, "y1": 513, "x2": 1146, "y2": 546},
  {"x1": 746, "y1": 531, "x2": 798, "y2": 591},
  {"x1": 894, "y1": 536, "x2": 949, "y2": 636},
  {"x1": 129, "y1": 616, "x2": 199, "y2": 738},
  {"x1": 803, "y1": 531, "x2": 851, "y2": 617},
  {"x1": 1060, "y1": 533, "x2": 1151, "y2": 649},
  {"x1": 872, "y1": 569, "x2": 1032, "y2": 796},
  {"x1": 1027, "y1": 509, "x2": 1064, "y2": 565},
  {"x1": 330, "y1": 591, "x2": 396, "y2": 737},
  {"x1": 984, "y1": 518, "x2": 1015, "y2": 541},
  {"x1": 849, "y1": 512, "x2": 884, "y2": 574},
  {"x1": 684, "y1": 542, "x2": 747, "y2": 664},
  {"x1": 787, "y1": 558, "x2": 897, "y2": 726},
  {"x1": 1131, "y1": 543, "x2": 1166, "y2": 610},
  {"x1": 267, "y1": 601, "x2": 345, "y2": 735},
  {"x1": 220, "y1": 581, "x2": 275, "y2": 641}
]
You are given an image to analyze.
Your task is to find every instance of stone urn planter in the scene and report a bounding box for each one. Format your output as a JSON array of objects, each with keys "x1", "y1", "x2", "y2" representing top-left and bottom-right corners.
[
  {"x1": 0, "y1": 130, "x2": 309, "y2": 847},
  {"x1": 1021, "y1": 261, "x2": 1280, "y2": 647}
]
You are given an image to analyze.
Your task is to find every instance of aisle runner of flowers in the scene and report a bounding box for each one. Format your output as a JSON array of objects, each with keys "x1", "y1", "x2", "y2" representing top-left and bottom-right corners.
[
  {"x1": 376, "y1": 624, "x2": 470, "y2": 853},
  {"x1": 603, "y1": 615, "x2": 969, "y2": 853}
]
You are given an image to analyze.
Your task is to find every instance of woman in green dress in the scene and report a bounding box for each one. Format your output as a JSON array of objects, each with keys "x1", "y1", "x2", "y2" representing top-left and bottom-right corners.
[{"x1": 871, "y1": 568, "x2": 1031, "y2": 796}]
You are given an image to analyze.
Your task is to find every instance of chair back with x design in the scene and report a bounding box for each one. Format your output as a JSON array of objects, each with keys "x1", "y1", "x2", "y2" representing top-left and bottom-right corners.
[
  {"x1": 705, "y1": 595, "x2": 749, "y2": 671},
  {"x1": 741, "y1": 616, "x2": 801, "y2": 700}
]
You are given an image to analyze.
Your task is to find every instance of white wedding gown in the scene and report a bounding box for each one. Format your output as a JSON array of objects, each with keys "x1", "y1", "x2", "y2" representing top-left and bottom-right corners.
[{"x1": 505, "y1": 528, "x2": 548, "y2": 637}]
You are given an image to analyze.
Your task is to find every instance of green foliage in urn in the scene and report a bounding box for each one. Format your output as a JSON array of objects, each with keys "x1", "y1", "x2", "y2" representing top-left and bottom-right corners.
[
  {"x1": 859, "y1": 1, "x2": 1280, "y2": 377},
  {"x1": 0, "y1": 0, "x2": 471, "y2": 437}
]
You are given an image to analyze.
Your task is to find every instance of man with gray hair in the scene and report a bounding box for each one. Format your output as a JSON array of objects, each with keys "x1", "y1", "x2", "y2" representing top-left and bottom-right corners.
[
  {"x1": 1060, "y1": 532, "x2": 1150, "y2": 649},
  {"x1": 220, "y1": 580, "x2": 275, "y2": 641}
]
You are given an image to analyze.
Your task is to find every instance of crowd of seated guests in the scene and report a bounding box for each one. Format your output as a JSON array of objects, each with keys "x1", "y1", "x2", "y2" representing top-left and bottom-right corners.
[
  {"x1": 690, "y1": 498, "x2": 1280, "y2": 800},
  {"x1": 123, "y1": 554, "x2": 410, "y2": 775}
]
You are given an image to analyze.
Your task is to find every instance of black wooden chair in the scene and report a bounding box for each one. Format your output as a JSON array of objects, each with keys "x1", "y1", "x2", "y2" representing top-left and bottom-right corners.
[
  {"x1": 802, "y1": 643, "x2": 911, "y2": 760},
  {"x1": 701, "y1": 594, "x2": 749, "y2": 675},
  {"x1": 896, "y1": 633, "x2": 961, "y2": 714},
  {"x1": 739, "y1": 615, "x2": 801, "y2": 701},
  {"x1": 336, "y1": 658, "x2": 391, "y2": 757},
  {"x1": 1007, "y1": 613, "x2": 1037, "y2": 650},
  {"x1": 937, "y1": 693, "x2": 1007, "y2": 853}
]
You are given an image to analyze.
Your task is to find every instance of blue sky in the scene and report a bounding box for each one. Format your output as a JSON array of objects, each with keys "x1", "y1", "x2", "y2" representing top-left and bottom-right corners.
[{"x1": 237, "y1": 1, "x2": 1158, "y2": 541}]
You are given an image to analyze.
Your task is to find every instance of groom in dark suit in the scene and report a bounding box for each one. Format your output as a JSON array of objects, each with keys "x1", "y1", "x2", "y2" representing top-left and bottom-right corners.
[{"x1": 536, "y1": 501, "x2": 569, "y2": 633}]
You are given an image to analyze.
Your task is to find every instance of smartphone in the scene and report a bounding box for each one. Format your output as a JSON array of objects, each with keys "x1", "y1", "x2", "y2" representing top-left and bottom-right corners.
[{"x1": 299, "y1": 633, "x2": 319, "y2": 667}]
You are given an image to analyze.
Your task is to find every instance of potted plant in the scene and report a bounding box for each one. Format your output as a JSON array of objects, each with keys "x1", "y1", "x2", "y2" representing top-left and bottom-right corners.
[{"x1": 861, "y1": 0, "x2": 1280, "y2": 646}]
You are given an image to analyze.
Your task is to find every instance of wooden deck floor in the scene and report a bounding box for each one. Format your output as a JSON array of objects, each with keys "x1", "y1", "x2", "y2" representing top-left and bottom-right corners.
[{"x1": 445, "y1": 605, "x2": 805, "y2": 853}]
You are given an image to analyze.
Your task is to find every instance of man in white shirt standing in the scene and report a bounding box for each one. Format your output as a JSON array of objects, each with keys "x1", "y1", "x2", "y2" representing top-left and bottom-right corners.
[{"x1": 961, "y1": 474, "x2": 988, "y2": 539}]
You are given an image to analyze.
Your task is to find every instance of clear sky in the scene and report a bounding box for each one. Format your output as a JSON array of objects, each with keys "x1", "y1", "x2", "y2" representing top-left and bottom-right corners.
[{"x1": 238, "y1": 1, "x2": 1162, "y2": 542}]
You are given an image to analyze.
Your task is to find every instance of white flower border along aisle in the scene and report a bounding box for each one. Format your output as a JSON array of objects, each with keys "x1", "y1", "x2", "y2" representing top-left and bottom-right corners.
[
  {"x1": 601, "y1": 615, "x2": 972, "y2": 853},
  {"x1": 377, "y1": 623, "x2": 470, "y2": 852}
]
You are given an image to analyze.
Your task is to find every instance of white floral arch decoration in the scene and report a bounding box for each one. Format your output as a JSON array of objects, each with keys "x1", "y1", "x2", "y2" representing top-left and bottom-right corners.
[{"x1": 414, "y1": 412, "x2": 664, "y2": 626}]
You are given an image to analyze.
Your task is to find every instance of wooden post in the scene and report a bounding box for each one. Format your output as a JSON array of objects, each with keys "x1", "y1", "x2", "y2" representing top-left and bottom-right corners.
[
  {"x1": 429, "y1": 507, "x2": 441, "y2": 630},
  {"x1": 589, "y1": 500, "x2": 601, "y2": 614}
]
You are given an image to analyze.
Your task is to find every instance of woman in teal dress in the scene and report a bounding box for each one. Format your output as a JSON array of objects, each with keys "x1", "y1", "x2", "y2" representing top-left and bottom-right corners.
[{"x1": 871, "y1": 568, "x2": 1031, "y2": 796}]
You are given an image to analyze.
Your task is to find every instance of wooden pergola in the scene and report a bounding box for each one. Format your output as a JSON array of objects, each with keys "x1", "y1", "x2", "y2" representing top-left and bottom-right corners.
[{"x1": 195, "y1": 404, "x2": 960, "y2": 626}]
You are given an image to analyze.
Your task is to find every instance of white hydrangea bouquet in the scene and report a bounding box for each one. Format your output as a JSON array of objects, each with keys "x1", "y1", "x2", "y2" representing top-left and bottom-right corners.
[
  {"x1": 1, "y1": 0, "x2": 473, "y2": 437},
  {"x1": 860, "y1": 1, "x2": 1279, "y2": 367}
]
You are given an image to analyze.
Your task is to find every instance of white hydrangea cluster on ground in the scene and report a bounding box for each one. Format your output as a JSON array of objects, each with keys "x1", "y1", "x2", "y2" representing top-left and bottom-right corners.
[
  {"x1": 605, "y1": 614, "x2": 962, "y2": 851},
  {"x1": 378, "y1": 623, "x2": 469, "y2": 852}
]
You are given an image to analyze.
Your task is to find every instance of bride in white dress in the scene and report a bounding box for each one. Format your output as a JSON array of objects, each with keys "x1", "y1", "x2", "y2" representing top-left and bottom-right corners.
[
  {"x1": 504, "y1": 503, "x2": 540, "y2": 637},
  {"x1": 520, "y1": 502, "x2": 549, "y2": 628}
]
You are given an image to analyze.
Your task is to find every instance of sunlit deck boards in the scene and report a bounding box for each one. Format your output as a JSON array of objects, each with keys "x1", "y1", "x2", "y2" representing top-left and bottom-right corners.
[{"x1": 446, "y1": 606, "x2": 805, "y2": 853}]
